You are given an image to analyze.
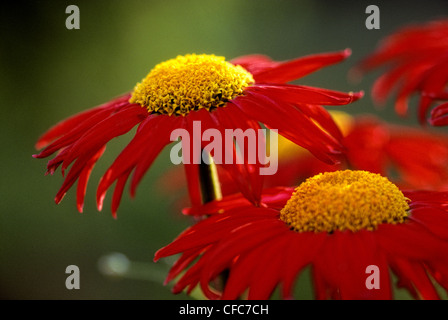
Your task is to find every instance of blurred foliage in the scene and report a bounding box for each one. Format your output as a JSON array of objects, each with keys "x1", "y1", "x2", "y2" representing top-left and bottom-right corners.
[{"x1": 0, "y1": 0, "x2": 447, "y2": 299}]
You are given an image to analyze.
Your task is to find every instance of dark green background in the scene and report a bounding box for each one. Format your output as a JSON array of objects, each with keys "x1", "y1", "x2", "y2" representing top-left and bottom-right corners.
[{"x1": 1, "y1": 0, "x2": 447, "y2": 299}]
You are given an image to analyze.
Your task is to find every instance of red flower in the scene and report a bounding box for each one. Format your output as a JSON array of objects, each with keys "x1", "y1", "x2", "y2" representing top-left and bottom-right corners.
[
  {"x1": 343, "y1": 115, "x2": 448, "y2": 189},
  {"x1": 34, "y1": 52, "x2": 362, "y2": 217},
  {"x1": 354, "y1": 19, "x2": 448, "y2": 124},
  {"x1": 155, "y1": 170, "x2": 448, "y2": 300}
]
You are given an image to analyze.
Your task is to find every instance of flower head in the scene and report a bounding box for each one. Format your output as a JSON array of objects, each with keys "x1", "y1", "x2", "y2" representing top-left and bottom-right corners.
[
  {"x1": 130, "y1": 54, "x2": 254, "y2": 115},
  {"x1": 354, "y1": 19, "x2": 448, "y2": 124},
  {"x1": 280, "y1": 171, "x2": 409, "y2": 233},
  {"x1": 155, "y1": 170, "x2": 448, "y2": 300},
  {"x1": 34, "y1": 52, "x2": 362, "y2": 216}
]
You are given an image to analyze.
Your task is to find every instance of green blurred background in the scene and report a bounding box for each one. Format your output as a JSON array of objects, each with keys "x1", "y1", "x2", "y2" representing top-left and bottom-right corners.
[{"x1": 1, "y1": 0, "x2": 447, "y2": 300}]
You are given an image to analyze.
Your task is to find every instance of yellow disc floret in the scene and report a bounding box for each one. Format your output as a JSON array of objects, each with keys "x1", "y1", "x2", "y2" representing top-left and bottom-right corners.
[
  {"x1": 129, "y1": 54, "x2": 254, "y2": 116},
  {"x1": 280, "y1": 170, "x2": 410, "y2": 233}
]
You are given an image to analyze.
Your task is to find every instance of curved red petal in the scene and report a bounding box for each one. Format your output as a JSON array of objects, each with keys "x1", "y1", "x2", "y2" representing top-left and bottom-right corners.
[
  {"x1": 430, "y1": 102, "x2": 448, "y2": 126},
  {"x1": 253, "y1": 49, "x2": 351, "y2": 83},
  {"x1": 76, "y1": 145, "x2": 106, "y2": 213},
  {"x1": 35, "y1": 93, "x2": 131, "y2": 150}
]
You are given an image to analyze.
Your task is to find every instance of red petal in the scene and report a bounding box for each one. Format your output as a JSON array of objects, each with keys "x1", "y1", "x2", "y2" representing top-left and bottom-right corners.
[
  {"x1": 430, "y1": 102, "x2": 448, "y2": 126},
  {"x1": 129, "y1": 115, "x2": 183, "y2": 198},
  {"x1": 211, "y1": 106, "x2": 265, "y2": 204},
  {"x1": 230, "y1": 54, "x2": 278, "y2": 75},
  {"x1": 246, "y1": 234, "x2": 290, "y2": 299},
  {"x1": 232, "y1": 93, "x2": 343, "y2": 164},
  {"x1": 111, "y1": 172, "x2": 131, "y2": 218},
  {"x1": 155, "y1": 209, "x2": 276, "y2": 260},
  {"x1": 61, "y1": 105, "x2": 147, "y2": 172},
  {"x1": 253, "y1": 49, "x2": 351, "y2": 83},
  {"x1": 376, "y1": 221, "x2": 448, "y2": 261},
  {"x1": 281, "y1": 232, "x2": 326, "y2": 299},
  {"x1": 35, "y1": 93, "x2": 131, "y2": 150},
  {"x1": 315, "y1": 231, "x2": 388, "y2": 299},
  {"x1": 249, "y1": 84, "x2": 363, "y2": 106},
  {"x1": 33, "y1": 107, "x2": 120, "y2": 159},
  {"x1": 389, "y1": 258, "x2": 440, "y2": 299},
  {"x1": 76, "y1": 145, "x2": 106, "y2": 213},
  {"x1": 199, "y1": 220, "x2": 286, "y2": 298},
  {"x1": 96, "y1": 114, "x2": 180, "y2": 210}
]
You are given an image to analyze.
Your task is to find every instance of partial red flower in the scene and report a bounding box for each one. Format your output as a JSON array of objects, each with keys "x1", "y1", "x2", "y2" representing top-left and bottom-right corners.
[
  {"x1": 354, "y1": 19, "x2": 448, "y2": 124},
  {"x1": 343, "y1": 115, "x2": 448, "y2": 189},
  {"x1": 160, "y1": 112, "x2": 448, "y2": 209},
  {"x1": 269, "y1": 113, "x2": 448, "y2": 190},
  {"x1": 155, "y1": 170, "x2": 448, "y2": 300},
  {"x1": 34, "y1": 52, "x2": 362, "y2": 217}
]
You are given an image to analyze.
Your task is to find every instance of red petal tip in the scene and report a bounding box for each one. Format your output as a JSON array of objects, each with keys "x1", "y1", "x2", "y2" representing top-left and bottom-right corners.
[
  {"x1": 55, "y1": 193, "x2": 65, "y2": 204},
  {"x1": 96, "y1": 193, "x2": 105, "y2": 211},
  {"x1": 352, "y1": 90, "x2": 365, "y2": 101},
  {"x1": 153, "y1": 250, "x2": 162, "y2": 262},
  {"x1": 343, "y1": 48, "x2": 352, "y2": 57}
]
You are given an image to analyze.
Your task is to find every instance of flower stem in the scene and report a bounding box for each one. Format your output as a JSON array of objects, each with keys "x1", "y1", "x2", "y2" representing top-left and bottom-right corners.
[
  {"x1": 198, "y1": 150, "x2": 228, "y2": 294},
  {"x1": 199, "y1": 151, "x2": 222, "y2": 203}
]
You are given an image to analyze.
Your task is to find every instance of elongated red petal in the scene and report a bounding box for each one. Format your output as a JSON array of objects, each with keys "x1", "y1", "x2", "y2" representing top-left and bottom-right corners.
[
  {"x1": 76, "y1": 145, "x2": 106, "y2": 213},
  {"x1": 221, "y1": 238, "x2": 271, "y2": 300},
  {"x1": 376, "y1": 221, "x2": 448, "y2": 261},
  {"x1": 155, "y1": 209, "x2": 275, "y2": 261},
  {"x1": 129, "y1": 116, "x2": 183, "y2": 198},
  {"x1": 96, "y1": 114, "x2": 180, "y2": 211},
  {"x1": 111, "y1": 171, "x2": 131, "y2": 218},
  {"x1": 33, "y1": 107, "x2": 120, "y2": 159},
  {"x1": 390, "y1": 258, "x2": 440, "y2": 299},
  {"x1": 230, "y1": 54, "x2": 278, "y2": 75},
  {"x1": 199, "y1": 220, "x2": 286, "y2": 298},
  {"x1": 35, "y1": 93, "x2": 131, "y2": 150},
  {"x1": 281, "y1": 232, "x2": 326, "y2": 299},
  {"x1": 430, "y1": 102, "x2": 448, "y2": 126},
  {"x1": 231, "y1": 92, "x2": 343, "y2": 164},
  {"x1": 61, "y1": 105, "x2": 147, "y2": 172},
  {"x1": 253, "y1": 49, "x2": 352, "y2": 83},
  {"x1": 210, "y1": 105, "x2": 265, "y2": 204},
  {"x1": 249, "y1": 84, "x2": 363, "y2": 106},
  {"x1": 246, "y1": 234, "x2": 290, "y2": 300}
]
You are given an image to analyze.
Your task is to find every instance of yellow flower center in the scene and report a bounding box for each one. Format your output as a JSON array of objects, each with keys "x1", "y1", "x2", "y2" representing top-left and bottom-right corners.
[
  {"x1": 279, "y1": 170, "x2": 409, "y2": 233},
  {"x1": 129, "y1": 54, "x2": 254, "y2": 116}
]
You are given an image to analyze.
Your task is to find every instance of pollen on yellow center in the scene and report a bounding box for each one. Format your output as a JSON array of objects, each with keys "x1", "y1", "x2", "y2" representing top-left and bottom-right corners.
[
  {"x1": 279, "y1": 170, "x2": 410, "y2": 233},
  {"x1": 129, "y1": 54, "x2": 254, "y2": 116}
]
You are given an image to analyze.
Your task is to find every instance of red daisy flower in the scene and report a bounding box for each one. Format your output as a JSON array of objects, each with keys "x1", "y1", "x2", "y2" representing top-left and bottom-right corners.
[
  {"x1": 34, "y1": 52, "x2": 362, "y2": 217},
  {"x1": 154, "y1": 170, "x2": 448, "y2": 300},
  {"x1": 354, "y1": 19, "x2": 448, "y2": 124}
]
